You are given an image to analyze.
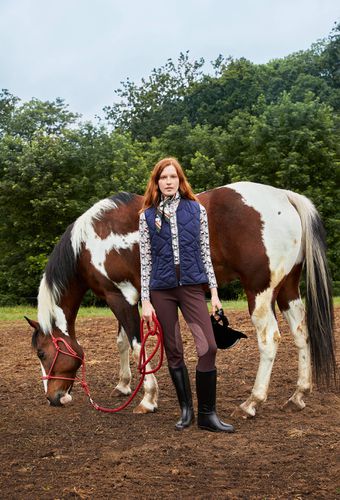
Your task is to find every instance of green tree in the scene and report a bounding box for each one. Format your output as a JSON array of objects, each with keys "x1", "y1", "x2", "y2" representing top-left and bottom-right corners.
[
  {"x1": 0, "y1": 89, "x2": 19, "y2": 137},
  {"x1": 104, "y1": 52, "x2": 205, "y2": 141},
  {"x1": 182, "y1": 58, "x2": 267, "y2": 128},
  {"x1": 186, "y1": 152, "x2": 224, "y2": 193},
  {"x1": 7, "y1": 97, "x2": 79, "y2": 140}
]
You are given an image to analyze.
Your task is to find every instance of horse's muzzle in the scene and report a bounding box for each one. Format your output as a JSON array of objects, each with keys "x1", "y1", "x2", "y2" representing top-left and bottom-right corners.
[{"x1": 47, "y1": 389, "x2": 72, "y2": 407}]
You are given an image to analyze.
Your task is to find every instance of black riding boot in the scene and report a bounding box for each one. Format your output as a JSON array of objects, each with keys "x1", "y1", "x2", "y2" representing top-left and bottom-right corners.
[
  {"x1": 169, "y1": 365, "x2": 195, "y2": 431},
  {"x1": 196, "y1": 369, "x2": 234, "y2": 433}
]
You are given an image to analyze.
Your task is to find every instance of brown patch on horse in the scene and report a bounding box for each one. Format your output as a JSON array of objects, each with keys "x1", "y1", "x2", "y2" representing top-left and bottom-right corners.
[
  {"x1": 94, "y1": 196, "x2": 143, "y2": 239},
  {"x1": 58, "y1": 278, "x2": 89, "y2": 337},
  {"x1": 104, "y1": 248, "x2": 141, "y2": 290},
  {"x1": 277, "y1": 264, "x2": 303, "y2": 312},
  {"x1": 198, "y1": 188, "x2": 271, "y2": 294},
  {"x1": 78, "y1": 246, "x2": 141, "y2": 299}
]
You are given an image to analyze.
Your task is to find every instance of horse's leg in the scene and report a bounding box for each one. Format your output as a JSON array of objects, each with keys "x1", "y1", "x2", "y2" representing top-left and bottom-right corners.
[
  {"x1": 112, "y1": 322, "x2": 132, "y2": 396},
  {"x1": 105, "y1": 291, "x2": 158, "y2": 413},
  {"x1": 238, "y1": 287, "x2": 281, "y2": 417},
  {"x1": 130, "y1": 339, "x2": 159, "y2": 414},
  {"x1": 277, "y1": 266, "x2": 312, "y2": 410},
  {"x1": 281, "y1": 300, "x2": 311, "y2": 409}
]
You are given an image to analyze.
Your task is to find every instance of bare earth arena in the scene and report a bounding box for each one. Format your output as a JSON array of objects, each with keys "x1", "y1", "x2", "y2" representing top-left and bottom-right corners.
[{"x1": 1, "y1": 308, "x2": 339, "y2": 499}]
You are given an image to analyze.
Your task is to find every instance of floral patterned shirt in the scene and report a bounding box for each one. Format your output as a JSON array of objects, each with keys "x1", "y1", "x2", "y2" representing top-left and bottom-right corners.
[{"x1": 139, "y1": 197, "x2": 217, "y2": 301}]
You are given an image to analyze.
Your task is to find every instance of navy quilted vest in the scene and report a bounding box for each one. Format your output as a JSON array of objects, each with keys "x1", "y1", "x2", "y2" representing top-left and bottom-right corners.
[{"x1": 144, "y1": 199, "x2": 208, "y2": 290}]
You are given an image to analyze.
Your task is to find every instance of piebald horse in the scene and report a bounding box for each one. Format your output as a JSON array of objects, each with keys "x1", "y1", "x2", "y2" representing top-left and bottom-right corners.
[{"x1": 27, "y1": 182, "x2": 336, "y2": 417}]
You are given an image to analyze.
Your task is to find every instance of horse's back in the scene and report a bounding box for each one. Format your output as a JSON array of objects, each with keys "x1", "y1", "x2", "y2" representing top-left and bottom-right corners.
[
  {"x1": 94, "y1": 193, "x2": 143, "y2": 236},
  {"x1": 198, "y1": 182, "x2": 303, "y2": 291}
]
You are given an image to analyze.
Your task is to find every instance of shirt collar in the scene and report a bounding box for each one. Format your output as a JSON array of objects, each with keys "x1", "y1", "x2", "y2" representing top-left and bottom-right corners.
[{"x1": 161, "y1": 191, "x2": 181, "y2": 204}]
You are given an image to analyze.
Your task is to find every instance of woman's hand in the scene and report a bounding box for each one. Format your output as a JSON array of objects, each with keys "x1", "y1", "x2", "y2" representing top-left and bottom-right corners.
[
  {"x1": 141, "y1": 300, "x2": 156, "y2": 324},
  {"x1": 210, "y1": 287, "x2": 222, "y2": 314}
]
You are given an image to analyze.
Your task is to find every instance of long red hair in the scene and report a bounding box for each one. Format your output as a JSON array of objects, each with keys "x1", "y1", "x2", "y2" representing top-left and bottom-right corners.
[{"x1": 140, "y1": 157, "x2": 198, "y2": 212}]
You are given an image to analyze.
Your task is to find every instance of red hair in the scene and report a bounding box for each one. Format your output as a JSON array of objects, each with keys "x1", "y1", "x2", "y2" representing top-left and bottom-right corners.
[{"x1": 140, "y1": 157, "x2": 198, "y2": 212}]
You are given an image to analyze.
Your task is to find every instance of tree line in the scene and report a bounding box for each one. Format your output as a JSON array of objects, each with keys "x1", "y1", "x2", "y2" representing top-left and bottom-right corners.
[{"x1": 0, "y1": 23, "x2": 339, "y2": 304}]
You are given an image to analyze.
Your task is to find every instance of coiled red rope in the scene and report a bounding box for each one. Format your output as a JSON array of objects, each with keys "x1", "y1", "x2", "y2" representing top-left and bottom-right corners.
[{"x1": 43, "y1": 314, "x2": 164, "y2": 413}]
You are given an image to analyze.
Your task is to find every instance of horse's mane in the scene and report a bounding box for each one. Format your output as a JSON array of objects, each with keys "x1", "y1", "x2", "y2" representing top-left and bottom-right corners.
[
  {"x1": 109, "y1": 192, "x2": 136, "y2": 205},
  {"x1": 38, "y1": 192, "x2": 136, "y2": 333},
  {"x1": 45, "y1": 223, "x2": 76, "y2": 301}
]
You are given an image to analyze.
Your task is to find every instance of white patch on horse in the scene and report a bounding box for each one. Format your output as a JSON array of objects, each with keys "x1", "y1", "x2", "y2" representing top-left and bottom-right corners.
[
  {"x1": 38, "y1": 274, "x2": 55, "y2": 334},
  {"x1": 228, "y1": 182, "x2": 302, "y2": 281},
  {"x1": 114, "y1": 326, "x2": 132, "y2": 395},
  {"x1": 132, "y1": 339, "x2": 158, "y2": 411},
  {"x1": 38, "y1": 274, "x2": 67, "y2": 335},
  {"x1": 53, "y1": 305, "x2": 68, "y2": 335},
  {"x1": 241, "y1": 286, "x2": 281, "y2": 416},
  {"x1": 113, "y1": 281, "x2": 139, "y2": 305},
  {"x1": 71, "y1": 198, "x2": 118, "y2": 257},
  {"x1": 282, "y1": 298, "x2": 311, "y2": 408},
  {"x1": 60, "y1": 387, "x2": 73, "y2": 405},
  {"x1": 40, "y1": 362, "x2": 48, "y2": 393},
  {"x1": 70, "y1": 197, "x2": 139, "y2": 285},
  {"x1": 86, "y1": 230, "x2": 139, "y2": 281}
]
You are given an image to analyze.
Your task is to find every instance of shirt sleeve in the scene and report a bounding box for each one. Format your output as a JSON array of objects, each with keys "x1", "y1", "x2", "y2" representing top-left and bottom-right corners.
[
  {"x1": 199, "y1": 205, "x2": 218, "y2": 289},
  {"x1": 139, "y1": 212, "x2": 152, "y2": 301}
]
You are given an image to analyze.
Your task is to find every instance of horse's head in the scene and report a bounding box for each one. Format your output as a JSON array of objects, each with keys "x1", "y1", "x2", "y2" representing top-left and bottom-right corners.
[{"x1": 25, "y1": 317, "x2": 84, "y2": 407}]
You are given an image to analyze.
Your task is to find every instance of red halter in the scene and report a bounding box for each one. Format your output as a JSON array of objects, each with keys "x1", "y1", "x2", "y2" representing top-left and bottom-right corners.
[
  {"x1": 42, "y1": 314, "x2": 164, "y2": 413},
  {"x1": 42, "y1": 334, "x2": 84, "y2": 383}
]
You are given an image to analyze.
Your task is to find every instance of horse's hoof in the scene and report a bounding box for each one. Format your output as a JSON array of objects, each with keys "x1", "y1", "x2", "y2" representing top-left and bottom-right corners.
[
  {"x1": 231, "y1": 406, "x2": 249, "y2": 419},
  {"x1": 281, "y1": 397, "x2": 306, "y2": 411},
  {"x1": 231, "y1": 404, "x2": 255, "y2": 419},
  {"x1": 133, "y1": 403, "x2": 157, "y2": 414},
  {"x1": 239, "y1": 401, "x2": 257, "y2": 418},
  {"x1": 111, "y1": 386, "x2": 131, "y2": 398}
]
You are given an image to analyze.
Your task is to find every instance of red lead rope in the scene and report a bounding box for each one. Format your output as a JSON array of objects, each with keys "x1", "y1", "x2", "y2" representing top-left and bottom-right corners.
[
  {"x1": 82, "y1": 314, "x2": 164, "y2": 412},
  {"x1": 43, "y1": 314, "x2": 164, "y2": 413}
]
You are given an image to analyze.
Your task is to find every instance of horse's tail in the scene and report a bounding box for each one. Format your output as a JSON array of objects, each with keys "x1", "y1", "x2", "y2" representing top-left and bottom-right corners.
[{"x1": 285, "y1": 190, "x2": 337, "y2": 388}]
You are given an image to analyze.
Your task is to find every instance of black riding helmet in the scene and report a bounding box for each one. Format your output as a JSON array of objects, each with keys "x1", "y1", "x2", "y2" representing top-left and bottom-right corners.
[{"x1": 211, "y1": 309, "x2": 247, "y2": 349}]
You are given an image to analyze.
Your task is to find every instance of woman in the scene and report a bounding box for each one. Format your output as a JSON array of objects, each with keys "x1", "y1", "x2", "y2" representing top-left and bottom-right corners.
[{"x1": 139, "y1": 157, "x2": 234, "y2": 433}]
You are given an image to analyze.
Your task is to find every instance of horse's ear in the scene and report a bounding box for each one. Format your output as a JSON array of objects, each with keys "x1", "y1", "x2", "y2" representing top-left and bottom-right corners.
[{"x1": 24, "y1": 316, "x2": 39, "y2": 330}]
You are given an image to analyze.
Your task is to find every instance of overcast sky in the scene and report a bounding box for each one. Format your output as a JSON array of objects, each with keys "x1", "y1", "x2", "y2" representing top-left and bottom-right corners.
[{"x1": 1, "y1": 0, "x2": 339, "y2": 122}]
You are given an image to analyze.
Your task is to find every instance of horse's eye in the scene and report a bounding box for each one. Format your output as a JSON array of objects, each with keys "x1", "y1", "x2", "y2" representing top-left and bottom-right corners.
[{"x1": 37, "y1": 350, "x2": 45, "y2": 360}]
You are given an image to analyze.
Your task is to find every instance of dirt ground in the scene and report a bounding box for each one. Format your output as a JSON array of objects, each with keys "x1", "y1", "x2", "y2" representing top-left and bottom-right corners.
[{"x1": 0, "y1": 308, "x2": 339, "y2": 500}]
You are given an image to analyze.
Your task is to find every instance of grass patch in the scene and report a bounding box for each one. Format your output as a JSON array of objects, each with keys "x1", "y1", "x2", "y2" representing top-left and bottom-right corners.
[
  {"x1": 3, "y1": 298, "x2": 339, "y2": 323},
  {"x1": 1, "y1": 300, "x2": 248, "y2": 322},
  {"x1": 222, "y1": 299, "x2": 248, "y2": 311},
  {"x1": 2, "y1": 305, "x2": 115, "y2": 322},
  {"x1": 1, "y1": 306, "x2": 38, "y2": 322}
]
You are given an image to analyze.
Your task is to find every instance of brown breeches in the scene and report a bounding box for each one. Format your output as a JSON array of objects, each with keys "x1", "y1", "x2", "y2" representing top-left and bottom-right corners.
[{"x1": 150, "y1": 285, "x2": 217, "y2": 372}]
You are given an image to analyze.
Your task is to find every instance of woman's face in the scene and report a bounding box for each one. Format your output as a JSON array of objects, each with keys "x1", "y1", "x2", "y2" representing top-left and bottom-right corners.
[{"x1": 158, "y1": 164, "x2": 179, "y2": 197}]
